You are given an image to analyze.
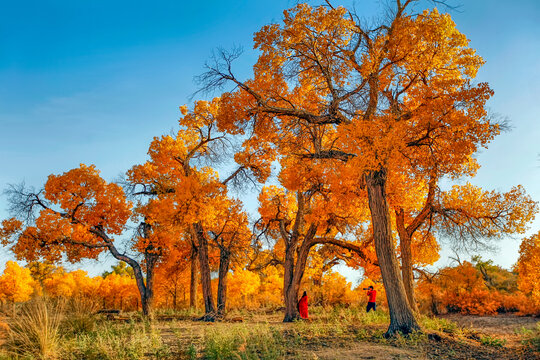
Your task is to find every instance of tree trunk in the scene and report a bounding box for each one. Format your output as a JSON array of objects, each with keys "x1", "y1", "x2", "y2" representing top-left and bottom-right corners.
[
  {"x1": 283, "y1": 235, "x2": 300, "y2": 322},
  {"x1": 192, "y1": 223, "x2": 216, "y2": 321},
  {"x1": 283, "y1": 225, "x2": 317, "y2": 322},
  {"x1": 107, "y1": 239, "x2": 153, "y2": 318},
  {"x1": 190, "y1": 243, "x2": 198, "y2": 309},
  {"x1": 283, "y1": 279, "x2": 301, "y2": 322},
  {"x1": 366, "y1": 170, "x2": 420, "y2": 336},
  {"x1": 395, "y1": 209, "x2": 419, "y2": 313},
  {"x1": 216, "y1": 248, "x2": 231, "y2": 317}
]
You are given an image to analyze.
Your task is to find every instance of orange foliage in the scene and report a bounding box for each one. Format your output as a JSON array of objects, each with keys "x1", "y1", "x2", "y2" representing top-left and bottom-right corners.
[
  {"x1": 516, "y1": 231, "x2": 540, "y2": 310},
  {"x1": 417, "y1": 259, "x2": 539, "y2": 316}
]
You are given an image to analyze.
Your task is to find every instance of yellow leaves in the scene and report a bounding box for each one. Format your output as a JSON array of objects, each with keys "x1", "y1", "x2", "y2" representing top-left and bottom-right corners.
[
  {"x1": 234, "y1": 138, "x2": 276, "y2": 183},
  {"x1": 516, "y1": 231, "x2": 540, "y2": 307},
  {"x1": 439, "y1": 183, "x2": 538, "y2": 237},
  {"x1": 179, "y1": 104, "x2": 188, "y2": 115},
  {"x1": 0, "y1": 261, "x2": 35, "y2": 303},
  {"x1": 410, "y1": 231, "x2": 440, "y2": 266},
  {"x1": 253, "y1": 3, "x2": 355, "y2": 96},
  {"x1": 258, "y1": 186, "x2": 297, "y2": 225}
]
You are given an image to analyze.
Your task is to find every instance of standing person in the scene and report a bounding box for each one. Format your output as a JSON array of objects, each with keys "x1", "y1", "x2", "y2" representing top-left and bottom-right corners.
[
  {"x1": 364, "y1": 286, "x2": 377, "y2": 312},
  {"x1": 298, "y1": 291, "x2": 308, "y2": 319}
]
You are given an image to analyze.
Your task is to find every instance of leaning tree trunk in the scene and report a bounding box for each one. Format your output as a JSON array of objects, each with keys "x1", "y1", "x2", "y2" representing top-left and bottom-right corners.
[
  {"x1": 192, "y1": 223, "x2": 216, "y2": 321},
  {"x1": 189, "y1": 243, "x2": 198, "y2": 309},
  {"x1": 216, "y1": 248, "x2": 231, "y2": 317},
  {"x1": 108, "y1": 240, "x2": 154, "y2": 318},
  {"x1": 395, "y1": 210, "x2": 419, "y2": 313},
  {"x1": 366, "y1": 170, "x2": 420, "y2": 336}
]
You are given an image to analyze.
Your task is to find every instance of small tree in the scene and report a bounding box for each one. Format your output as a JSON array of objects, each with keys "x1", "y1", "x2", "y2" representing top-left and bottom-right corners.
[{"x1": 1, "y1": 164, "x2": 162, "y2": 316}]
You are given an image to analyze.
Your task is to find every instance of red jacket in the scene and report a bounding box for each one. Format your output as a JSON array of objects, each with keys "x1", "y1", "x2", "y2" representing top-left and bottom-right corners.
[{"x1": 367, "y1": 289, "x2": 377, "y2": 303}]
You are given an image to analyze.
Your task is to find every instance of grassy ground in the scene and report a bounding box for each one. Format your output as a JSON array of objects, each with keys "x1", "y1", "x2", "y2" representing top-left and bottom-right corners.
[{"x1": 0, "y1": 300, "x2": 538, "y2": 359}]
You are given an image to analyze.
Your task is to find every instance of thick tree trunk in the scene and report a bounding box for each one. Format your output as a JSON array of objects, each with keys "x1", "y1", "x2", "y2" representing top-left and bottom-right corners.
[
  {"x1": 192, "y1": 223, "x2": 216, "y2": 321},
  {"x1": 283, "y1": 279, "x2": 301, "y2": 322},
  {"x1": 400, "y1": 234, "x2": 418, "y2": 313},
  {"x1": 366, "y1": 170, "x2": 420, "y2": 336},
  {"x1": 283, "y1": 239, "x2": 300, "y2": 322},
  {"x1": 189, "y1": 243, "x2": 198, "y2": 309},
  {"x1": 216, "y1": 248, "x2": 231, "y2": 317},
  {"x1": 283, "y1": 225, "x2": 317, "y2": 322},
  {"x1": 140, "y1": 251, "x2": 158, "y2": 318},
  {"x1": 395, "y1": 209, "x2": 419, "y2": 313}
]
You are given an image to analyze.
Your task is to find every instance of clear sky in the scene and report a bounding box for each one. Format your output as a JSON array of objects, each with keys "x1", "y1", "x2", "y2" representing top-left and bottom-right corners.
[{"x1": 1, "y1": 0, "x2": 539, "y2": 280}]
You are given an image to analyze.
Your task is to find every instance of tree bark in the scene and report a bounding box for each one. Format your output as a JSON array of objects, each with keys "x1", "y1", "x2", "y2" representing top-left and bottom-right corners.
[
  {"x1": 192, "y1": 223, "x2": 216, "y2": 321},
  {"x1": 282, "y1": 235, "x2": 300, "y2": 322},
  {"x1": 395, "y1": 208, "x2": 419, "y2": 313},
  {"x1": 216, "y1": 248, "x2": 231, "y2": 317},
  {"x1": 366, "y1": 170, "x2": 420, "y2": 336},
  {"x1": 142, "y1": 252, "x2": 157, "y2": 317},
  {"x1": 283, "y1": 224, "x2": 317, "y2": 322},
  {"x1": 395, "y1": 177, "x2": 435, "y2": 313},
  {"x1": 106, "y1": 238, "x2": 153, "y2": 317},
  {"x1": 189, "y1": 242, "x2": 198, "y2": 309}
]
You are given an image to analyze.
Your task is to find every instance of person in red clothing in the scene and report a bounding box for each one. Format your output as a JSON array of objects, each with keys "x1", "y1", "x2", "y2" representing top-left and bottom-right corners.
[
  {"x1": 364, "y1": 286, "x2": 377, "y2": 312},
  {"x1": 298, "y1": 291, "x2": 308, "y2": 319}
]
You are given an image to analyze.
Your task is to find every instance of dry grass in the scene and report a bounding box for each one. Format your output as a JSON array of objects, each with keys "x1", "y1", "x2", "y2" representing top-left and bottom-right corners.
[
  {"x1": 2, "y1": 298, "x2": 63, "y2": 359},
  {"x1": 0, "y1": 302, "x2": 538, "y2": 359}
]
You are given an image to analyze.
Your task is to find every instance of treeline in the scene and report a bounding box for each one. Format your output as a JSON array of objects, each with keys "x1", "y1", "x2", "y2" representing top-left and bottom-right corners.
[{"x1": 0, "y1": 260, "x2": 385, "y2": 311}]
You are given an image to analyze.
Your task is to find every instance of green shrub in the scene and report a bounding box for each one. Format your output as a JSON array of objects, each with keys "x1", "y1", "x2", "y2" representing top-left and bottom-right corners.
[{"x1": 479, "y1": 335, "x2": 506, "y2": 347}]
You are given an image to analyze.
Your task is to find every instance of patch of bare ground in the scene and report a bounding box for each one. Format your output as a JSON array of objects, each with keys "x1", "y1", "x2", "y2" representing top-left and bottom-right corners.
[
  {"x1": 422, "y1": 332, "x2": 538, "y2": 360},
  {"x1": 298, "y1": 343, "x2": 421, "y2": 360},
  {"x1": 439, "y1": 313, "x2": 539, "y2": 354},
  {"x1": 440, "y1": 314, "x2": 538, "y2": 335}
]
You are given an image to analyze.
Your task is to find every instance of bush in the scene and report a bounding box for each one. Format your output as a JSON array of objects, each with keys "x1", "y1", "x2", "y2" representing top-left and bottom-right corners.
[{"x1": 480, "y1": 335, "x2": 507, "y2": 347}]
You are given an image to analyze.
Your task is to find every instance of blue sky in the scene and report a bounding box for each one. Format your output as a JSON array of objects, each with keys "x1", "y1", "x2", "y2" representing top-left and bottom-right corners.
[{"x1": 1, "y1": 0, "x2": 539, "y2": 279}]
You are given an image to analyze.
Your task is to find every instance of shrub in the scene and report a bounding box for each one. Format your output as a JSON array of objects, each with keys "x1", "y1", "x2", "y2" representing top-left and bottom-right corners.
[{"x1": 480, "y1": 335, "x2": 507, "y2": 347}]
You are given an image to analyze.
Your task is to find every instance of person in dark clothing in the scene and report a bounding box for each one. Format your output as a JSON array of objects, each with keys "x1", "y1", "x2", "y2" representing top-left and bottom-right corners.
[{"x1": 364, "y1": 286, "x2": 377, "y2": 312}]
